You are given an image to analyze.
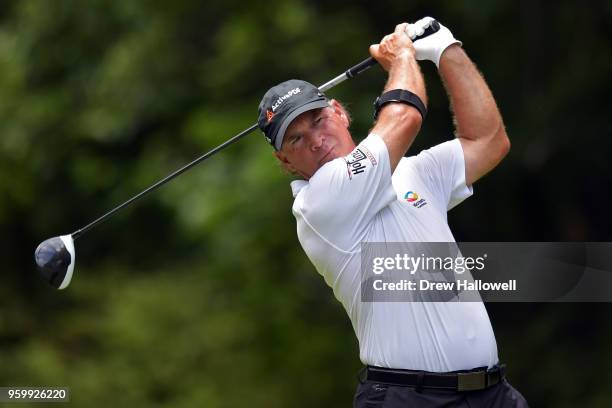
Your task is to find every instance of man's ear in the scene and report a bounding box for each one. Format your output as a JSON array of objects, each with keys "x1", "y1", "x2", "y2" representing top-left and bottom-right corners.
[{"x1": 329, "y1": 99, "x2": 350, "y2": 128}]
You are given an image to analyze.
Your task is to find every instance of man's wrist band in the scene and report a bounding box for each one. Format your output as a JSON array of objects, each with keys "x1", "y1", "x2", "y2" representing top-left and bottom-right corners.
[{"x1": 373, "y1": 89, "x2": 427, "y2": 121}]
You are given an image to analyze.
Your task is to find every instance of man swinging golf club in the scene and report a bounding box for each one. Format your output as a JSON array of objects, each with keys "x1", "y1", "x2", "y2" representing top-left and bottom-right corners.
[
  {"x1": 257, "y1": 17, "x2": 528, "y2": 407},
  {"x1": 33, "y1": 20, "x2": 441, "y2": 287}
]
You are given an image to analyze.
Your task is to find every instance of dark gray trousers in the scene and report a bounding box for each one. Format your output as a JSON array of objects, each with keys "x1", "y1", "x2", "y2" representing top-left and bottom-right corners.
[{"x1": 354, "y1": 378, "x2": 528, "y2": 407}]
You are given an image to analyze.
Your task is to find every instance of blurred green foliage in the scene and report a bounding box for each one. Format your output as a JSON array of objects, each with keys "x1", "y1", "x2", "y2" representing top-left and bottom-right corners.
[{"x1": 1, "y1": 0, "x2": 611, "y2": 406}]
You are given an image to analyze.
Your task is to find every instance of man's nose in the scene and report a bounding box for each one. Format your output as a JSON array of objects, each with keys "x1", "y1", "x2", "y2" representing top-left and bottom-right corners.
[{"x1": 307, "y1": 132, "x2": 324, "y2": 151}]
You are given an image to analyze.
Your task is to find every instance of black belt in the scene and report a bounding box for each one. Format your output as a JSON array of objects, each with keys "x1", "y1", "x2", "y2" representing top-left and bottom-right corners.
[{"x1": 363, "y1": 364, "x2": 506, "y2": 392}]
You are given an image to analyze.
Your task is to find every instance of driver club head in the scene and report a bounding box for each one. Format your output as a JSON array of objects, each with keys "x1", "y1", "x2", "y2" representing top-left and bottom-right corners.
[{"x1": 34, "y1": 235, "x2": 76, "y2": 289}]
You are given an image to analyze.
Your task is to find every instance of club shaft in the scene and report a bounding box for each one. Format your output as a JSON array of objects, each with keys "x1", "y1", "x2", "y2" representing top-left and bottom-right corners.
[
  {"x1": 71, "y1": 21, "x2": 440, "y2": 240},
  {"x1": 71, "y1": 124, "x2": 258, "y2": 239},
  {"x1": 70, "y1": 67, "x2": 371, "y2": 240}
]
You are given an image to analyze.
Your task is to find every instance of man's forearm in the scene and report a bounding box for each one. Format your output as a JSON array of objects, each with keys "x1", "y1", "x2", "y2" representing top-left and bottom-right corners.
[
  {"x1": 384, "y1": 54, "x2": 427, "y2": 104},
  {"x1": 438, "y1": 45, "x2": 504, "y2": 142},
  {"x1": 437, "y1": 44, "x2": 509, "y2": 185},
  {"x1": 369, "y1": 25, "x2": 428, "y2": 171}
]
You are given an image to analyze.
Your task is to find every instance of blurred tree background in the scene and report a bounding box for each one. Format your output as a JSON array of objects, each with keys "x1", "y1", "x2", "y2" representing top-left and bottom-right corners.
[{"x1": 1, "y1": 0, "x2": 611, "y2": 406}]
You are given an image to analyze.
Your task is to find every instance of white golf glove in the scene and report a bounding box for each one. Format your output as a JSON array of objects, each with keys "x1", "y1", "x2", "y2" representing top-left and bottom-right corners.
[{"x1": 407, "y1": 17, "x2": 462, "y2": 68}]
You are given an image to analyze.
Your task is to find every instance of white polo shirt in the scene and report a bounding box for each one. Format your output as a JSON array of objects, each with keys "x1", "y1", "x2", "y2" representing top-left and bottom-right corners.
[{"x1": 290, "y1": 134, "x2": 499, "y2": 372}]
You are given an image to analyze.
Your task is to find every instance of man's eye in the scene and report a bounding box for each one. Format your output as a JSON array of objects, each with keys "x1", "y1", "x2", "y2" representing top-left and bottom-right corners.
[
  {"x1": 291, "y1": 135, "x2": 302, "y2": 144},
  {"x1": 315, "y1": 115, "x2": 329, "y2": 125}
]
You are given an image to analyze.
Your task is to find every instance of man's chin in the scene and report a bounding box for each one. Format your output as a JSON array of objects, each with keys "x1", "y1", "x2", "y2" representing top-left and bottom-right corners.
[{"x1": 318, "y1": 149, "x2": 338, "y2": 167}]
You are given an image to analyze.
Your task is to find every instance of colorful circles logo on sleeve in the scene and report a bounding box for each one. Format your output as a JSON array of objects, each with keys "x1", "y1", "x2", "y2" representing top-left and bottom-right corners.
[
  {"x1": 404, "y1": 191, "x2": 427, "y2": 208},
  {"x1": 404, "y1": 191, "x2": 419, "y2": 202}
]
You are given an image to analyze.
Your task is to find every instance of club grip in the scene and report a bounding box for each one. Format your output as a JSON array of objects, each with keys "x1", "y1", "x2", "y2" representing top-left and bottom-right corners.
[
  {"x1": 346, "y1": 57, "x2": 378, "y2": 78},
  {"x1": 411, "y1": 20, "x2": 440, "y2": 41},
  {"x1": 345, "y1": 20, "x2": 441, "y2": 79}
]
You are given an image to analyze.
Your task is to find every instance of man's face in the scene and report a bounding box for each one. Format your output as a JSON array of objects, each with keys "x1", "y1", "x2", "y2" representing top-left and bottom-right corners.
[{"x1": 274, "y1": 99, "x2": 355, "y2": 179}]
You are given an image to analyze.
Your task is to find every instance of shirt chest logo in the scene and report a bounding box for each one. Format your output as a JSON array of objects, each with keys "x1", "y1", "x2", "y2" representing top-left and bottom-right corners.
[
  {"x1": 404, "y1": 191, "x2": 428, "y2": 208},
  {"x1": 344, "y1": 147, "x2": 377, "y2": 179}
]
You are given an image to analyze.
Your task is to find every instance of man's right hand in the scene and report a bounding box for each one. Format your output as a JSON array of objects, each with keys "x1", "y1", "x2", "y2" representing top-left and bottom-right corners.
[{"x1": 369, "y1": 23, "x2": 416, "y2": 72}]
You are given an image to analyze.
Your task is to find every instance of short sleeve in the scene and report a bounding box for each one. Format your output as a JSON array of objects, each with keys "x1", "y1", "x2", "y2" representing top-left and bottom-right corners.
[
  {"x1": 410, "y1": 139, "x2": 472, "y2": 211},
  {"x1": 293, "y1": 133, "x2": 397, "y2": 250}
]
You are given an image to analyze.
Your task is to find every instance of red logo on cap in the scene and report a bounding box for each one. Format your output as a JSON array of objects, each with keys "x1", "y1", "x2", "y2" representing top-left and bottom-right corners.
[{"x1": 266, "y1": 110, "x2": 275, "y2": 122}]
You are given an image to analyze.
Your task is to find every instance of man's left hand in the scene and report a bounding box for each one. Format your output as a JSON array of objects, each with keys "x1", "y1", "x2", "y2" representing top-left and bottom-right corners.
[{"x1": 409, "y1": 17, "x2": 462, "y2": 68}]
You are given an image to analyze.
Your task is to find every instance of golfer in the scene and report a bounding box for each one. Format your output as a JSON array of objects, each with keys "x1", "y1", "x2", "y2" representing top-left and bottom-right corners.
[{"x1": 257, "y1": 18, "x2": 527, "y2": 407}]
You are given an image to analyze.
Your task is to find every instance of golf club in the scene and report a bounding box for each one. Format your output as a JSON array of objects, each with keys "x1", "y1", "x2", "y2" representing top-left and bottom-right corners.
[{"x1": 34, "y1": 20, "x2": 441, "y2": 289}]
